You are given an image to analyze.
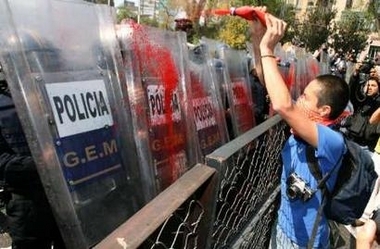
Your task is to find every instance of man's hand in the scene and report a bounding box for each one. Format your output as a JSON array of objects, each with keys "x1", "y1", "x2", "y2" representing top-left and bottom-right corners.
[
  {"x1": 248, "y1": 6, "x2": 267, "y2": 46},
  {"x1": 259, "y1": 14, "x2": 287, "y2": 56}
]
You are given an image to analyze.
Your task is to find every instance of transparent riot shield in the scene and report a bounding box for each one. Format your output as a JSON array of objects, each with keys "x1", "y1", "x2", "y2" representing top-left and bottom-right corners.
[
  {"x1": 187, "y1": 44, "x2": 229, "y2": 159},
  {"x1": 0, "y1": 1, "x2": 143, "y2": 248},
  {"x1": 222, "y1": 47, "x2": 256, "y2": 138},
  {"x1": 117, "y1": 22, "x2": 197, "y2": 194}
]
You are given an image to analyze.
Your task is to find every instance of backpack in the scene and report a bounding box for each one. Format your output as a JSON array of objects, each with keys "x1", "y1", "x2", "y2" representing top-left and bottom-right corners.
[{"x1": 306, "y1": 137, "x2": 378, "y2": 225}]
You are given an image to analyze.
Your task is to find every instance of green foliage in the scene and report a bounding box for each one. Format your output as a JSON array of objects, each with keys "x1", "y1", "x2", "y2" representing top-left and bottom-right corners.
[
  {"x1": 329, "y1": 10, "x2": 371, "y2": 55},
  {"x1": 210, "y1": 0, "x2": 295, "y2": 49},
  {"x1": 367, "y1": 1, "x2": 380, "y2": 33},
  {"x1": 116, "y1": 6, "x2": 137, "y2": 23},
  {"x1": 140, "y1": 17, "x2": 160, "y2": 27},
  {"x1": 295, "y1": 6, "x2": 336, "y2": 52},
  {"x1": 217, "y1": 17, "x2": 249, "y2": 49},
  {"x1": 113, "y1": 0, "x2": 374, "y2": 55},
  {"x1": 270, "y1": 3, "x2": 296, "y2": 43}
]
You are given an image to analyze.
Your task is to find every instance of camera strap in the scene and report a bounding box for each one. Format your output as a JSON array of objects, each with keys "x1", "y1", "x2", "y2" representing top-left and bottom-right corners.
[
  {"x1": 308, "y1": 194, "x2": 327, "y2": 249},
  {"x1": 305, "y1": 145, "x2": 343, "y2": 249}
]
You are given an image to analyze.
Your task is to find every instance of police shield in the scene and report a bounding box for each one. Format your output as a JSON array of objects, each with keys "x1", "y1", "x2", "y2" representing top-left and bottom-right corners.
[
  {"x1": 187, "y1": 43, "x2": 229, "y2": 159},
  {"x1": 0, "y1": 1, "x2": 142, "y2": 248},
  {"x1": 118, "y1": 23, "x2": 198, "y2": 194},
  {"x1": 202, "y1": 38, "x2": 256, "y2": 139}
]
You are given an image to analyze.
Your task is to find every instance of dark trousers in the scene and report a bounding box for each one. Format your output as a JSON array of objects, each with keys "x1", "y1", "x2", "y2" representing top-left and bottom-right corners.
[{"x1": 6, "y1": 194, "x2": 65, "y2": 249}]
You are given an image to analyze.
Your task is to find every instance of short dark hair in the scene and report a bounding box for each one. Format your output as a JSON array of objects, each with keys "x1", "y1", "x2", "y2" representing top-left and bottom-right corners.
[
  {"x1": 315, "y1": 74, "x2": 349, "y2": 120},
  {"x1": 367, "y1": 76, "x2": 380, "y2": 87}
]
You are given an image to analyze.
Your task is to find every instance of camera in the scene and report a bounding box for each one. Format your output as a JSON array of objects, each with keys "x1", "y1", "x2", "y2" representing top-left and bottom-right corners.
[
  {"x1": 358, "y1": 72, "x2": 369, "y2": 85},
  {"x1": 359, "y1": 60, "x2": 374, "y2": 75},
  {"x1": 286, "y1": 173, "x2": 314, "y2": 202}
]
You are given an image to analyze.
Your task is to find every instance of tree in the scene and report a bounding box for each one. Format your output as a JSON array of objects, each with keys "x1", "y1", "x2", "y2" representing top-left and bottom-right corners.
[
  {"x1": 116, "y1": 6, "x2": 138, "y2": 23},
  {"x1": 156, "y1": 0, "x2": 183, "y2": 30},
  {"x1": 329, "y1": 10, "x2": 371, "y2": 56},
  {"x1": 368, "y1": 0, "x2": 380, "y2": 34},
  {"x1": 295, "y1": 6, "x2": 336, "y2": 52},
  {"x1": 218, "y1": 17, "x2": 249, "y2": 49},
  {"x1": 140, "y1": 16, "x2": 160, "y2": 27},
  {"x1": 213, "y1": 0, "x2": 295, "y2": 49}
]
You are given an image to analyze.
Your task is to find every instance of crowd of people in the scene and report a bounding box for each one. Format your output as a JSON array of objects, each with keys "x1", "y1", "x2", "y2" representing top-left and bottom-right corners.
[{"x1": 1, "y1": 4, "x2": 380, "y2": 249}]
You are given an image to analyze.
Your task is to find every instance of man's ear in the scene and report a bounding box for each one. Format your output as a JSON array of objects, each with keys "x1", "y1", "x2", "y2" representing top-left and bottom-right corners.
[{"x1": 319, "y1": 105, "x2": 331, "y2": 118}]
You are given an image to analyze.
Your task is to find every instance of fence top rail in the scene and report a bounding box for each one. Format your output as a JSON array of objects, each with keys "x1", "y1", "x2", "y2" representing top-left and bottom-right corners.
[
  {"x1": 206, "y1": 115, "x2": 283, "y2": 162},
  {"x1": 94, "y1": 163, "x2": 216, "y2": 249}
]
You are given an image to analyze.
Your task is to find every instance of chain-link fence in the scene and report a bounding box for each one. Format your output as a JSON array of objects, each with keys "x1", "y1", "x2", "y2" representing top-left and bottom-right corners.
[
  {"x1": 94, "y1": 163, "x2": 218, "y2": 249},
  {"x1": 206, "y1": 115, "x2": 288, "y2": 249},
  {"x1": 95, "y1": 115, "x2": 289, "y2": 249},
  {"x1": 93, "y1": 114, "x2": 359, "y2": 249}
]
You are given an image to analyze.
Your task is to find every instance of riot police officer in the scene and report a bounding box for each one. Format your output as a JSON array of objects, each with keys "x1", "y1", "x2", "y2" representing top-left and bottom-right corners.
[
  {"x1": 0, "y1": 68, "x2": 65, "y2": 249},
  {"x1": 0, "y1": 30, "x2": 65, "y2": 248}
]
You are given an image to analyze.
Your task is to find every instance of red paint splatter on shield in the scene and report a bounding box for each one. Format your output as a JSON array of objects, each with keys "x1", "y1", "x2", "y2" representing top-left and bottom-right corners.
[{"x1": 127, "y1": 22, "x2": 184, "y2": 190}]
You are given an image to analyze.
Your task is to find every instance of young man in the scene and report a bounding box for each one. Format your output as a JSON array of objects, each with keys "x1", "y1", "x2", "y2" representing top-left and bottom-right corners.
[
  {"x1": 346, "y1": 74, "x2": 380, "y2": 152},
  {"x1": 250, "y1": 8, "x2": 350, "y2": 248}
]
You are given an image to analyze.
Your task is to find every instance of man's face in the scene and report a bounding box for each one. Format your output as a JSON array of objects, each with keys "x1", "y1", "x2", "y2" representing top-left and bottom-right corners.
[
  {"x1": 296, "y1": 80, "x2": 320, "y2": 113},
  {"x1": 364, "y1": 79, "x2": 379, "y2": 97}
]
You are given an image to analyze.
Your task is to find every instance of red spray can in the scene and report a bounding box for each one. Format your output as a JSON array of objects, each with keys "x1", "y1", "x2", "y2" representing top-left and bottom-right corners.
[{"x1": 214, "y1": 6, "x2": 266, "y2": 26}]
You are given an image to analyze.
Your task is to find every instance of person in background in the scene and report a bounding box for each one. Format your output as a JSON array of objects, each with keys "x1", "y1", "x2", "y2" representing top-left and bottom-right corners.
[
  {"x1": 331, "y1": 54, "x2": 347, "y2": 79},
  {"x1": 250, "y1": 7, "x2": 349, "y2": 248},
  {"x1": 247, "y1": 62, "x2": 269, "y2": 124},
  {"x1": 344, "y1": 72, "x2": 380, "y2": 152},
  {"x1": 0, "y1": 73, "x2": 65, "y2": 249}
]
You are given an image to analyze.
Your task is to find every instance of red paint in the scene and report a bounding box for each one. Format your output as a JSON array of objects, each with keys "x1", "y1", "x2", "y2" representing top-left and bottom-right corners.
[
  {"x1": 126, "y1": 21, "x2": 185, "y2": 189},
  {"x1": 212, "y1": 9, "x2": 230, "y2": 16},
  {"x1": 286, "y1": 63, "x2": 295, "y2": 89},
  {"x1": 212, "y1": 6, "x2": 266, "y2": 26}
]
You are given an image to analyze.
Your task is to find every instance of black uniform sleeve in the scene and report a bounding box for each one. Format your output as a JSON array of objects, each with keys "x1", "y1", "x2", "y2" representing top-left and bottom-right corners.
[
  {"x1": 0, "y1": 131, "x2": 16, "y2": 184},
  {"x1": 348, "y1": 73, "x2": 363, "y2": 112}
]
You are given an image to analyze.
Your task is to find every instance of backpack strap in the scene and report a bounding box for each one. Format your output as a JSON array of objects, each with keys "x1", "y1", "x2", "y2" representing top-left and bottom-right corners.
[
  {"x1": 306, "y1": 145, "x2": 328, "y2": 249},
  {"x1": 307, "y1": 195, "x2": 327, "y2": 249},
  {"x1": 306, "y1": 146, "x2": 337, "y2": 193},
  {"x1": 306, "y1": 146, "x2": 323, "y2": 183}
]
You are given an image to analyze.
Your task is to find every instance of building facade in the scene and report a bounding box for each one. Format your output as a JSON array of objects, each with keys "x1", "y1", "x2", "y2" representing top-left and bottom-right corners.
[{"x1": 290, "y1": 0, "x2": 379, "y2": 60}]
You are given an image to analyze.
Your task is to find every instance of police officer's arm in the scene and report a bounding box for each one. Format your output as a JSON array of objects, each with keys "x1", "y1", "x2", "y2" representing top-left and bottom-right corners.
[
  {"x1": 348, "y1": 68, "x2": 362, "y2": 110},
  {"x1": 255, "y1": 13, "x2": 319, "y2": 147},
  {"x1": 0, "y1": 131, "x2": 17, "y2": 182},
  {"x1": 0, "y1": 130, "x2": 40, "y2": 189}
]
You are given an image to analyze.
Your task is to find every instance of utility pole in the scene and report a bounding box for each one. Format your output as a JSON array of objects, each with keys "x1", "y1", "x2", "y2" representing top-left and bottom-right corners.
[{"x1": 138, "y1": 0, "x2": 141, "y2": 23}]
